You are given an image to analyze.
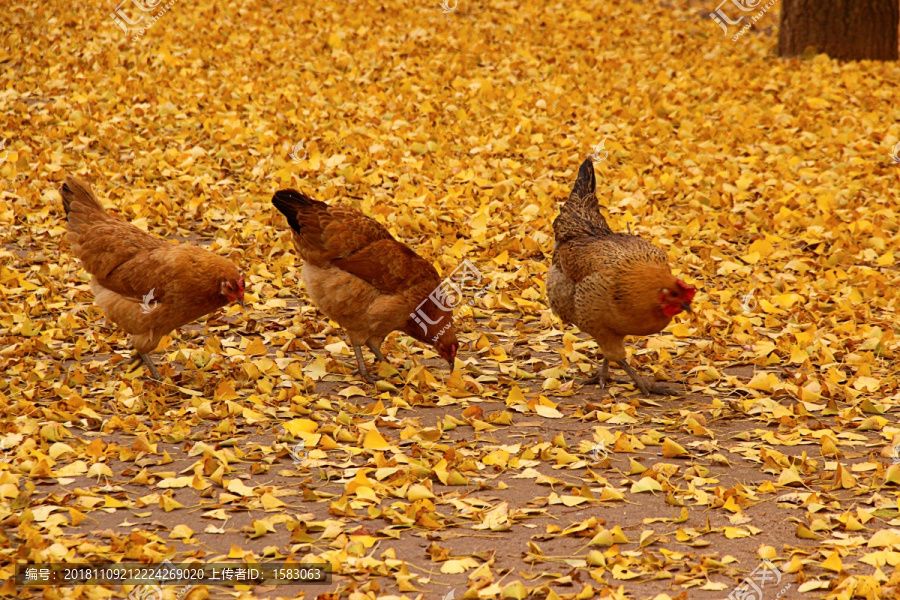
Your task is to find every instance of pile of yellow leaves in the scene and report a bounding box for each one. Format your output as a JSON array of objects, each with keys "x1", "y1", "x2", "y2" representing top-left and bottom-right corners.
[{"x1": 3, "y1": 0, "x2": 900, "y2": 599}]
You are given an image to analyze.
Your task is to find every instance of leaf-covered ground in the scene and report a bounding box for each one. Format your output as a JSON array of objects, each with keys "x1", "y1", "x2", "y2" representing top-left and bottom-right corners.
[{"x1": 4, "y1": 0, "x2": 900, "y2": 599}]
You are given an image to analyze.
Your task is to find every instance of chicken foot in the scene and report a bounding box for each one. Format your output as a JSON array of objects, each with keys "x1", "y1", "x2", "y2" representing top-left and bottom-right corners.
[
  {"x1": 585, "y1": 358, "x2": 669, "y2": 396},
  {"x1": 584, "y1": 359, "x2": 610, "y2": 386},
  {"x1": 618, "y1": 361, "x2": 670, "y2": 396}
]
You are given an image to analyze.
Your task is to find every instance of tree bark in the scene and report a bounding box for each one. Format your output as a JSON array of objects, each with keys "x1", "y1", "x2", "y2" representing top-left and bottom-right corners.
[{"x1": 778, "y1": 0, "x2": 899, "y2": 61}]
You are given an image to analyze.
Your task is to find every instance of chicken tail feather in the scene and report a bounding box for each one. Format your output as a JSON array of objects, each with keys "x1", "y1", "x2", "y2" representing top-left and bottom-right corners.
[
  {"x1": 552, "y1": 159, "x2": 612, "y2": 243},
  {"x1": 272, "y1": 189, "x2": 323, "y2": 233},
  {"x1": 571, "y1": 158, "x2": 596, "y2": 202},
  {"x1": 60, "y1": 176, "x2": 109, "y2": 232}
]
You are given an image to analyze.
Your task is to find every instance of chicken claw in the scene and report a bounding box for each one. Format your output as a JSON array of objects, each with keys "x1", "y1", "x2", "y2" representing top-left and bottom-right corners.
[
  {"x1": 584, "y1": 358, "x2": 609, "y2": 387},
  {"x1": 618, "y1": 361, "x2": 669, "y2": 396},
  {"x1": 583, "y1": 358, "x2": 670, "y2": 396}
]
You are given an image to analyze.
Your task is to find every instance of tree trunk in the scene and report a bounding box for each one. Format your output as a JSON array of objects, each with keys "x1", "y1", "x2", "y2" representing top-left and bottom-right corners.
[{"x1": 778, "y1": 0, "x2": 899, "y2": 61}]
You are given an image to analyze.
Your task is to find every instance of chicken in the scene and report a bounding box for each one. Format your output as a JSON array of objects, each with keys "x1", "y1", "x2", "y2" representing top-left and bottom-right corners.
[
  {"x1": 547, "y1": 159, "x2": 696, "y2": 395},
  {"x1": 61, "y1": 176, "x2": 244, "y2": 379},
  {"x1": 272, "y1": 189, "x2": 459, "y2": 382}
]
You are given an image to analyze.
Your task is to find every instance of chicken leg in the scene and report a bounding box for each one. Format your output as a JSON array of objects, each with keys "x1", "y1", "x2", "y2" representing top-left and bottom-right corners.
[
  {"x1": 353, "y1": 346, "x2": 378, "y2": 383},
  {"x1": 141, "y1": 353, "x2": 162, "y2": 380},
  {"x1": 367, "y1": 341, "x2": 388, "y2": 363},
  {"x1": 129, "y1": 350, "x2": 162, "y2": 379}
]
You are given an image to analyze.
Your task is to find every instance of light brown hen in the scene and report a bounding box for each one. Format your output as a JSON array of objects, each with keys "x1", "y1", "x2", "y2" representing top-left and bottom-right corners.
[
  {"x1": 272, "y1": 189, "x2": 459, "y2": 382},
  {"x1": 61, "y1": 176, "x2": 244, "y2": 378}
]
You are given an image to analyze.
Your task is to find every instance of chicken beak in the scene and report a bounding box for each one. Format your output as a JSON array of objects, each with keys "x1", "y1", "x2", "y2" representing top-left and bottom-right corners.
[
  {"x1": 681, "y1": 303, "x2": 692, "y2": 314},
  {"x1": 447, "y1": 358, "x2": 456, "y2": 372},
  {"x1": 238, "y1": 296, "x2": 246, "y2": 309}
]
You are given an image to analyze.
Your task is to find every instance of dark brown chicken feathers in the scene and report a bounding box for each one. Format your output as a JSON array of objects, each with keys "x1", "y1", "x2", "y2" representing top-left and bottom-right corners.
[
  {"x1": 555, "y1": 236, "x2": 668, "y2": 285},
  {"x1": 271, "y1": 190, "x2": 393, "y2": 260},
  {"x1": 552, "y1": 159, "x2": 614, "y2": 244},
  {"x1": 552, "y1": 160, "x2": 667, "y2": 282},
  {"x1": 272, "y1": 189, "x2": 440, "y2": 293}
]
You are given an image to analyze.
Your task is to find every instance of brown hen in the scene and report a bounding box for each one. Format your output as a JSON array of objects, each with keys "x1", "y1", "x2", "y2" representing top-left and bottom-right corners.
[
  {"x1": 61, "y1": 176, "x2": 244, "y2": 379},
  {"x1": 272, "y1": 189, "x2": 459, "y2": 382},
  {"x1": 547, "y1": 159, "x2": 695, "y2": 395}
]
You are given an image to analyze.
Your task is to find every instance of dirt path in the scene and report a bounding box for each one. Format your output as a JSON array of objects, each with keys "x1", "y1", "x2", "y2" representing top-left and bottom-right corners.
[{"x1": 9, "y1": 312, "x2": 897, "y2": 600}]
